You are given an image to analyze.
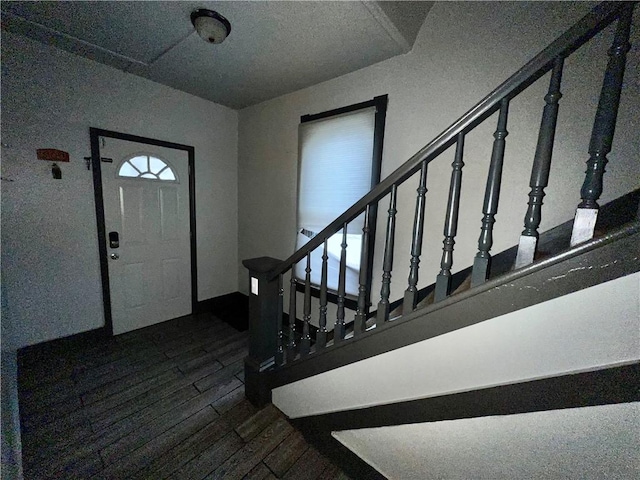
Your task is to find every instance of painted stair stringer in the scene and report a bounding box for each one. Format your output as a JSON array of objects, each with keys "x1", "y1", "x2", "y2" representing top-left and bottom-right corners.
[{"x1": 272, "y1": 224, "x2": 640, "y2": 419}]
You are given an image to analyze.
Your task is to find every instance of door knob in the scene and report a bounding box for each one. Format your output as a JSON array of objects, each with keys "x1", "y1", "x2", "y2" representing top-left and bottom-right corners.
[{"x1": 110, "y1": 253, "x2": 119, "y2": 260}]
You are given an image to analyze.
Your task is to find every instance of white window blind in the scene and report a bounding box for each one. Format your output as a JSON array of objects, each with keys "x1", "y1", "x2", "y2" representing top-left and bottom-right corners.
[
  {"x1": 295, "y1": 107, "x2": 376, "y2": 295},
  {"x1": 297, "y1": 107, "x2": 376, "y2": 234}
]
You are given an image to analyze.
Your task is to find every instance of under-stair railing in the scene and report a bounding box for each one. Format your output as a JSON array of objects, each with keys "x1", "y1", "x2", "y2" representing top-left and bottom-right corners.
[{"x1": 243, "y1": 1, "x2": 635, "y2": 406}]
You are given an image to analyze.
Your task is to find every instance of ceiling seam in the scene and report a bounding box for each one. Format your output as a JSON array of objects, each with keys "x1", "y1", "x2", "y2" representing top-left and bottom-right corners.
[
  {"x1": 360, "y1": 1, "x2": 411, "y2": 54},
  {"x1": 143, "y1": 30, "x2": 196, "y2": 70},
  {"x1": 1, "y1": 11, "x2": 149, "y2": 67}
]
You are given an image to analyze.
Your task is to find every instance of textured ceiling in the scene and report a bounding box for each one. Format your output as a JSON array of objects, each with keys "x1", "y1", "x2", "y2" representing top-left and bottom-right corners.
[{"x1": 1, "y1": 1, "x2": 433, "y2": 109}]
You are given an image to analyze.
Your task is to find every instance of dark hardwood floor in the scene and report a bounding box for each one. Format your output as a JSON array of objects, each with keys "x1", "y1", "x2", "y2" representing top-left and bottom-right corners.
[{"x1": 17, "y1": 313, "x2": 349, "y2": 480}]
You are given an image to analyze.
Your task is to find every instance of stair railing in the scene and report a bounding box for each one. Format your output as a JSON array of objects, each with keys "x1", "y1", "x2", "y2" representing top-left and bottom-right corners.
[{"x1": 243, "y1": 1, "x2": 635, "y2": 406}]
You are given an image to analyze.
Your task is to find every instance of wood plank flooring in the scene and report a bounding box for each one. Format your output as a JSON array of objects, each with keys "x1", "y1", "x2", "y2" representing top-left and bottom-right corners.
[{"x1": 17, "y1": 313, "x2": 349, "y2": 480}]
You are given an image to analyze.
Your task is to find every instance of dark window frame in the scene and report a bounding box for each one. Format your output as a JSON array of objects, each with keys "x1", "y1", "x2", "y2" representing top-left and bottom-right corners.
[{"x1": 295, "y1": 95, "x2": 388, "y2": 313}]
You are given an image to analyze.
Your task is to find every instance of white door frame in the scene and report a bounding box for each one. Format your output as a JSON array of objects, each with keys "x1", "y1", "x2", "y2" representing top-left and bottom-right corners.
[{"x1": 90, "y1": 128, "x2": 197, "y2": 335}]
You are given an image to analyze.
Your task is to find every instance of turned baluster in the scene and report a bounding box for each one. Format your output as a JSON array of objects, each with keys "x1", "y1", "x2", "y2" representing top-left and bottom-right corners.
[
  {"x1": 354, "y1": 206, "x2": 371, "y2": 335},
  {"x1": 403, "y1": 160, "x2": 429, "y2": 313},
  {"x1": 300, "y1": 253, "x2": 312, "y2": 356},
  {"x1": 334, "y1": 224, "x2": 348, "y2": 343},
  {"x1": 287, "y1": 272, "x2": 297, "y2": 362},
  {"x1": 276, "y1": 274, "x2": 284, "y2": 366},
  {"x1": 435, "y1": 133, "x2": 465, "y2": 302},
  {"x1": 571, "y1": 5, "x2": 633, "y2": 246},
  {"x1": 377, "y1": 185, "x2": 398, "y2": 324},
  {"x1": 471, "y1": 98, "x2": 510, "y2": 287},
  {"x1": 515, "y1": 57, "x2": 564, "y2": 268},
  {"x1": 317, "y1": 240, "x2": 328, "y2": 349}
]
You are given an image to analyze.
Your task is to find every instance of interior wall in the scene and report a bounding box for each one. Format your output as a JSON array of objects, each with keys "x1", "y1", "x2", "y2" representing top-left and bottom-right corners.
[
  {"x1": 1, "y1": 32, "x2": 239, "y2": 349},
  {"x1": 237, "y1": 1, "x2": 640, "y2": 321}
]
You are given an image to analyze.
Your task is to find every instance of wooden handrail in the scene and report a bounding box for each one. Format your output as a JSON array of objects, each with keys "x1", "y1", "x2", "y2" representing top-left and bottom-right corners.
[{"x1": 268, "y1": 1, "x2": 629, "y2": 281}]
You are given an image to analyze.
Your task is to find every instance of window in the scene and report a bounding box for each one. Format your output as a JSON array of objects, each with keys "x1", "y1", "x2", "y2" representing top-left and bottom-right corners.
[
  {"x1": 117, "y1": 154, "x2": 177, "y2": 181},
  {"x1": 294, "y1": 96, "x2": 388, "y2": 297}
]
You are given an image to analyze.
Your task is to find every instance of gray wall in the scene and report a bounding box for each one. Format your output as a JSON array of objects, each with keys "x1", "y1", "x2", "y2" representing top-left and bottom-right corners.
[
  {"x1": 1, "y1": 32, "x2": 239, "y2": 350},
  {"x1": 237, "y1": 1, "x2": 640, "y2": 320}
]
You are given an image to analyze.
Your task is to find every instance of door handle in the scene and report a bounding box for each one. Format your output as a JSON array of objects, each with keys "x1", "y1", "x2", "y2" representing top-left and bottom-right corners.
[{"x1": 110, "y1": 253, "x2": 119, "y2": 260}]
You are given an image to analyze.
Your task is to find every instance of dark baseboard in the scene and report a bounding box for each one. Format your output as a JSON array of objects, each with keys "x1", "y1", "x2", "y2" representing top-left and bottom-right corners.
[
  {"x1": 197, "y1": 292, "x2": 249, "y2": 332},
  {"x1": 18, "y1": 291, "x2": 252, "y2": 367},
  {"x1": 17, "y1": 327, "x2": 108, "y2": 368}
]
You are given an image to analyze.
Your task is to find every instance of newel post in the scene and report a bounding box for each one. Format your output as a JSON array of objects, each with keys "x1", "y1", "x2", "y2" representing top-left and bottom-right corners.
[{"x1": 242, "y1": 256, "x2": 283, "y2": 408}]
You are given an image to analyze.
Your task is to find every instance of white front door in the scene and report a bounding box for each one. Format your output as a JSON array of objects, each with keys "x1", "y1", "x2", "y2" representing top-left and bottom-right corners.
[{"x1": 100, "y1": 136, "x2": 192, "y2": 335}]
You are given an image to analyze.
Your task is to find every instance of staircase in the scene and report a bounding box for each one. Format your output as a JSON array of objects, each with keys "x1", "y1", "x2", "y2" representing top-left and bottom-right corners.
[{"x1": 242, "y1": 3, "x2": 639, "y2": 478}]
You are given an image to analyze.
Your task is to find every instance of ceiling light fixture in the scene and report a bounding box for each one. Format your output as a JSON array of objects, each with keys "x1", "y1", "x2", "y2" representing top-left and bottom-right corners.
[{"x1": 191, "y1": 9, "x2": 231, "y2": 44}]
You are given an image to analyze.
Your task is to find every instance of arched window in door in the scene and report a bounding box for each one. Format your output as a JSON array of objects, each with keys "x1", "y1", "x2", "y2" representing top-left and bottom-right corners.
[{"x1": 117, "y1": 154, "x2": 177, "y2": 181}]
